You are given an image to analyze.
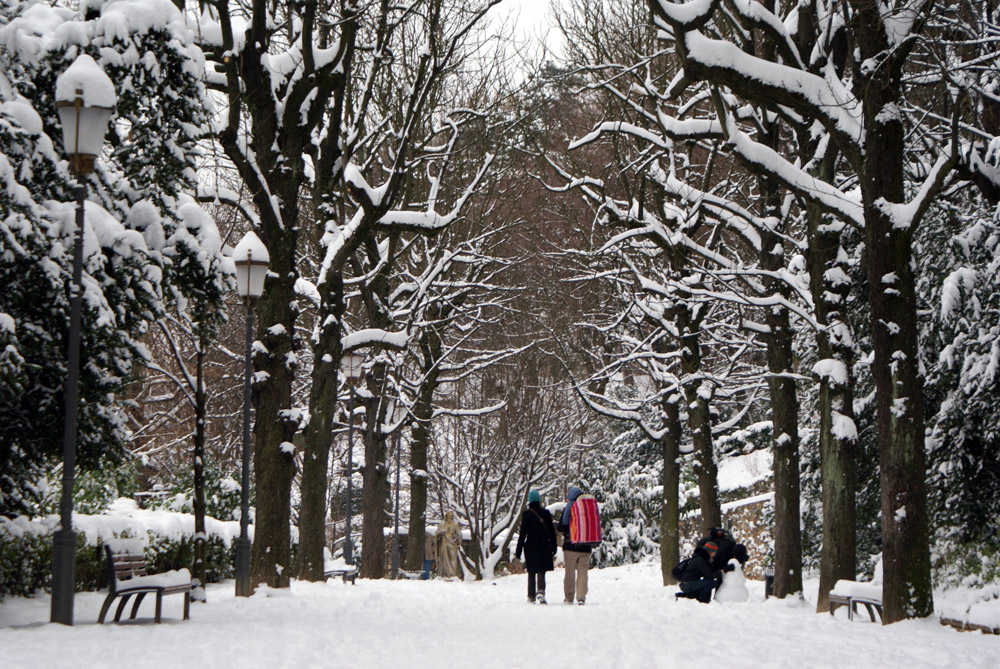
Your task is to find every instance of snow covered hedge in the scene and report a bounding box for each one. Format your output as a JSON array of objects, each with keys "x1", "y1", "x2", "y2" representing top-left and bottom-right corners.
[{"x1": 0, "y1": 498, "x2": 250, "y2": 598}]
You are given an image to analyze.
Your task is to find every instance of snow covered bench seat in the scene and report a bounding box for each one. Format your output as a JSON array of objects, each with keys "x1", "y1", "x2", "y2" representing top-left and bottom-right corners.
[
  {"x1": 98, "y1": 544, "x2": 192, "y2": 624},
  {"x1": 829, "y1": 579, "x2": 883, "y2": 622},
  {"x1": 323, "y1": 568, "x2": 358, "y2": 585},
  {"x1": 938, "y1": 586, "x2": 1000, "y2": 635}
]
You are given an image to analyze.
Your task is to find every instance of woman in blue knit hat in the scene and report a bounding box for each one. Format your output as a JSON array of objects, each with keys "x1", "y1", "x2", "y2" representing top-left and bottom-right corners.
[{"x1": 514, "y1": 489, "x2": 557, "y2": 603}]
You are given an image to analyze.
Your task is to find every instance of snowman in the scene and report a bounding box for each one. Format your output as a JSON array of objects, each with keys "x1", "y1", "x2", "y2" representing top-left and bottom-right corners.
[{"x1": 715, "y1": 559, "x2": 750, "y2": 602}]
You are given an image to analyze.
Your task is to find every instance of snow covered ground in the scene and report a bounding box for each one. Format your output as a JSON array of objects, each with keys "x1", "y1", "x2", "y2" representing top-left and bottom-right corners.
[{"x1": 2, "y1": 561, "x2": 997, "y2": 668}]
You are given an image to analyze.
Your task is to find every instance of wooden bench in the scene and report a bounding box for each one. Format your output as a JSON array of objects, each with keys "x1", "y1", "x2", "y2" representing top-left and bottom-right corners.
[
  {"x1": 829, "y1": 580, "x2": 883, "y2": 622},
  {"x1": 98, "y1": 544, "x2": 192, "y2": 624},
  {"x1": 399, "y1": 570, "x2": 426, "y2": 580},
  {"x1": 323, "y1": 568, "x2": 358, "y2": 585}
]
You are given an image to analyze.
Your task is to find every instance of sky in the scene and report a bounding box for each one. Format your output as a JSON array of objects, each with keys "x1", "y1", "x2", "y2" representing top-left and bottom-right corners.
[{"x1": 491, "y1": 0, "x2": 565, "y2": 59}]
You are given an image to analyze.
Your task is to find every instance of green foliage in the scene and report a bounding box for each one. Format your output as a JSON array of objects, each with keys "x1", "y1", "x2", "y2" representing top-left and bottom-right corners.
[
  {"x1": 919, "y1": 202, "x2": 1000, "y2": 552},
  {"x1": 932, "y1": 539, "x2": 1000, "y2": 588},
  {"x1": 74, "y1": 456, "x2": 142, "y2": 515},
  {"x1": 0, "y1": 1, "x2": 219, "y2": 516},
  {"x1": 0, "y1": 516, "x2": 247, "y2": 599},
  {"x1": 580, "y1": 429, "x2": 662, "y2": 568},
  {"x1": 150, "y1": 464, "x2": 248, "y2": 523}
]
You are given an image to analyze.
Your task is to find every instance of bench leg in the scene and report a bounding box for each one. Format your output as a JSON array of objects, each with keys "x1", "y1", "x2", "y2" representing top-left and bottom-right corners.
[
  {"x1": 862, "y1": 602, "x2": 878, "y2": 622},
  {"x1": 155, "y1": 592, "x2": 163, "y2": 624},
  {"x1": 130, "y1": 592, "x2": 148, "y2": 620},
  {"x1": 98, "y1": 594, "x2": 116, "y2": 624},
  {"x1": 183, "y1": 591, "x2": 190, "y2": 620},
  {"x1": 115, "y1": 593, "x2": 134, "y2": 622}
]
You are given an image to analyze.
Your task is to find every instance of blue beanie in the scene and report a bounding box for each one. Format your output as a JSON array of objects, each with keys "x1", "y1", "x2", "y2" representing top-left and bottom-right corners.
[{"x1": 528, "y1": 490, "x2": 541, "y2": 504}]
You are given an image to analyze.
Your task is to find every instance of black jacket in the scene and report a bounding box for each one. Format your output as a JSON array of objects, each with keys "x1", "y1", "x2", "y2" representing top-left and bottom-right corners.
[
  {"x1": 679, "y1": 546, "x2": 723, "y2": 584},
  {"x1": 697, "y1": 528, "x2": 748, "y2": 572},
  {"x1": 515, "y1": 502, "x2": 557, "y2": 572}
]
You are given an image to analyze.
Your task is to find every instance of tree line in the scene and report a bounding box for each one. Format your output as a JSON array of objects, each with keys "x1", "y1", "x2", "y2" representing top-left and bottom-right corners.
[{"x1": 1, "y1": 0, "x2": 998, "y2": 625}]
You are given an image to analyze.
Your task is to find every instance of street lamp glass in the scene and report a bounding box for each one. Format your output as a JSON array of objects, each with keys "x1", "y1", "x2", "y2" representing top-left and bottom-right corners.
[
  {"x1": 233, "y1": 231, "x2": 270, "y2": 298},
  {"x1": 56, "y1": 102, "x2": 113, "y2": 171},
  {"x1": 340, "y1": 352, "x2": 366, "y2": 380}
]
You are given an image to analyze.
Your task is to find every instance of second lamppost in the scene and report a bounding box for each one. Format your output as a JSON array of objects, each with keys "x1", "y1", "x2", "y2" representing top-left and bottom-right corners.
[
  {"x1": 50, "y1": 54, "x2": 116, "y2": 626},
  {"x1": 233, "y1": 231, "x2": 269, "y2": 597},
  {"x1": 340, "y1": 352, "x2": 365, "y2": 565},
  {"x1": 390, "y1": 402, "x2": 407, "y2": 580}
]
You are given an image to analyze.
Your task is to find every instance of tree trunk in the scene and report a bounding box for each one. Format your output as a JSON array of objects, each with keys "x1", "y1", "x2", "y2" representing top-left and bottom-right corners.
[
  {"x1": 677, "y1": 305, "x2": 721, "y2": 531},
  {"x1": 752, "y1": 8, "x2": 803, "y2": 598},
  {"x1": 806, "y1": 151, "x2": 858, "y2": 613},
  {"x1": 404, "y1": 327, "x2": 442, "y2": 572},
  {"x1": 851, "y1": 0, "x2": 934, "y2": 622},
  {"x1": 249, "y1": 232, "x2": 299, "y2": 590},
  {"x1": 298, "y1": 274, "x2": 347, "y2": 581},
  {"x1": 191, "y1": 344, "x2": 208, "y2": 602},
  {"x1": 759, "y1": 150, "x2": 803, "y2": 597},
  {"x1": 763, "y1": 265, "x2": 803, "y2": 598},
  {"x1": 359, "y1": 369, "x2": 389, "y2": 579},
  {"x1": 660, "y1": 396, "x2": 682, "y2": 586}
]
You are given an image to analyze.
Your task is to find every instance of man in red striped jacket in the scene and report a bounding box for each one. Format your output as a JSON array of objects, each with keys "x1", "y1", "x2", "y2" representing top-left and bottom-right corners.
[{"x1": 558, "y1": 485, "x2": 593, "y2": 605}]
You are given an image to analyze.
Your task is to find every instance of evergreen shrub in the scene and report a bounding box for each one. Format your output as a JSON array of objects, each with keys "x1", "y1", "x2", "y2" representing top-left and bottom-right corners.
[{"x1": 0, "y1": 513, "x2": 248, "y2": 599}]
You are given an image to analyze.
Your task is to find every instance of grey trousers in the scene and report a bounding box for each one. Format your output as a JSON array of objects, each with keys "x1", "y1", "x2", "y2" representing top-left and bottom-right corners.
[{"x1": 563, "y1": 550, "x2": 590, "y2": 603}]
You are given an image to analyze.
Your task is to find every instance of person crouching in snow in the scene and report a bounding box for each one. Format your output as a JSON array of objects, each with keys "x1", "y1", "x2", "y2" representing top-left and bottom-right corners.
[
  {"x1": 514, "y1": 490, "x2": 557, "y2": 604},
  {"x1": 678, "y1": 540, "x2": 724, "y2": 603}
]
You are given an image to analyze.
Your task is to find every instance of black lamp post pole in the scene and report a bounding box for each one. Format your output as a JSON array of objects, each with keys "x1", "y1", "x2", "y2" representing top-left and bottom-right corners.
[
  {"x1": 50, "y1": 182, "x2": 88, "y2": 625},
  {"x1": 391, "y1": 428, "x2": 401, "y2": 579},
  {"x1": 235, "y1": 296, "x2": 255, "y2": 596},
  {"x1": 344, "y1": 385, "x2": 355, "y2": 566}
]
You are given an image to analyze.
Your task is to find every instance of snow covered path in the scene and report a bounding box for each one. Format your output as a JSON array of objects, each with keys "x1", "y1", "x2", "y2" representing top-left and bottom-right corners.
[{"x1": 2, "y1": 561, "x2": 996, "y2": 668}]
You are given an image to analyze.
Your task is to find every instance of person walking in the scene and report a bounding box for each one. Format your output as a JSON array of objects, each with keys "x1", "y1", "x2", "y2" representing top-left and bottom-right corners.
[
  {"x1": 514, "y1": 489, "x2": 557, "y2": 604},
  {"x1": 557, "y1": 485, "x2": 594, "y2": 605}
]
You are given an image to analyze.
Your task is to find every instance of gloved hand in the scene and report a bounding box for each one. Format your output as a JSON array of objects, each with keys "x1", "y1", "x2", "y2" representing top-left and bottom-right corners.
[{"x1": 724, "y1": 562, "x2": 736, "y2": 572}]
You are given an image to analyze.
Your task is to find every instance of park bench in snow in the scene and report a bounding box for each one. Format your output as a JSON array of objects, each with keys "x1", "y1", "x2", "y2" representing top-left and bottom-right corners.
[
  {"x1": 323, "y1": 567, "x2": 358, "y2": 584},
  {"x1": 828, "y1": 580, "x2": 883, "y2": 622},
  {"x1": 98, "y1": 543, "x2": 192, "y2": 624},
  {"x1": 829, "y1": 556, "x2": 883, "y2": 623}
]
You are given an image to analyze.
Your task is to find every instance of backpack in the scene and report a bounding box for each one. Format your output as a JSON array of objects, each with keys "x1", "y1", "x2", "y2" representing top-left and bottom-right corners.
[
  {"x1": 568, "y1": 494, "x2": 602, "y2": 547},
  {"x1": 671, "y1": 557, "x2": 691, "y2": 581}
]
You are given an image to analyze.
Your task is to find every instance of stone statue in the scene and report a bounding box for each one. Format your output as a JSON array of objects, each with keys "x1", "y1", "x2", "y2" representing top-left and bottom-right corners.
[{"x1": 435, "y1": 511, "x2": 461, "y2": 578}]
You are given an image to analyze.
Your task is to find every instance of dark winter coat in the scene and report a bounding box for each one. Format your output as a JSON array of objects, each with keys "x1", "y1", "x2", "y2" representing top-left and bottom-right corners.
[
  {"x1": 679, "y1": 546, "x2": 723, "y2": 584},
  {"x1": 697, "y1": 528, "x2": 748, "y2": 572},
  {"x1": 515, "y1": 501, "x2": 557, "y2": 572},
  {"x1": 557, "y1": 486, "x2": 593, "y2": 553}
]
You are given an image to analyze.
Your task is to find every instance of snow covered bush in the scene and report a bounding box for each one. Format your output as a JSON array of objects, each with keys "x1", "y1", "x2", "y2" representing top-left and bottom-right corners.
[
  {"x1": 918, "y1": 202, "x2": 1000, "y2": 581},
  {"x1": 0, "y1": 0, "x2": 217, "y2": 515},
  {"x1": 0, "y1": 499, "x2": 250, "y2": 598},
  {"x1": 581, "y1": 432, "x2": 662, "y2": 568}
]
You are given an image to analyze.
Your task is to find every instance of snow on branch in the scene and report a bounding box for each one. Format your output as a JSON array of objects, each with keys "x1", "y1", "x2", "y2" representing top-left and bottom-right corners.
[
  {"x1": 666, "y1": 27, "x2": 863, "y2": 165},
  {"x1": 874, "y1": 153, "x2": 955, "y2": 233},
  {"x1": 195, "y1": 185, "x2": 261, "y2": 228},
  {"x1": 341, "y1": 328, "x2": 411, "y2": 352},
  {"x1": 376, "y1": 154, "x2": 495, "y2": 233},
  {"x1": 718, "y1": 113, "x2": 864, "y2": 227}
]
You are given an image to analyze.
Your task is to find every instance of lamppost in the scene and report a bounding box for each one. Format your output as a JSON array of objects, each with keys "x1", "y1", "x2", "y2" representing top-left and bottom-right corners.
[
  {"x1": 50, "y1": 54, "x2": 116, "y2": 626},
  {"x1": 390, "y1": 402, "x2": 407, "y2": 580},
  {"x1": 233, "y1": 231, "x2": 269, "y2": 597},
  {"x1": 339, "y1": 352, "x2": 365, "y2": 565}
]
